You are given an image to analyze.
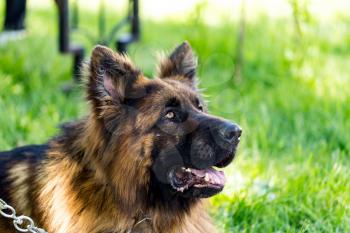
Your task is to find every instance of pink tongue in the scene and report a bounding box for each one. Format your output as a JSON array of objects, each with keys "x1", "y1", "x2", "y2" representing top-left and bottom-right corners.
[{"x1": 191, "y1": 168, "x2": 226, "y2": 186}]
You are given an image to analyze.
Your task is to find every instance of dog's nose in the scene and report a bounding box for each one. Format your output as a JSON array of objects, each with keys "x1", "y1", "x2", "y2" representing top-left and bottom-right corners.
[{"x1": 218, "y1": 122, "x2": 242, "y2": 142}]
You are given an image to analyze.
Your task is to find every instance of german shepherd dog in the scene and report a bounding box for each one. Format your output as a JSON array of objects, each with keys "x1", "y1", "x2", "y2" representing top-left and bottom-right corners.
[{"x1": 0, "y1": 42, "x2": 242, "y2": 233}]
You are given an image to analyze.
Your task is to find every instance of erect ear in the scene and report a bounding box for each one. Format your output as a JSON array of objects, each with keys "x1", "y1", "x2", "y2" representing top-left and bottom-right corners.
[
  {"x1": 86, "y1": 45, "x2": 141, "y2": 111},
  {"x1": 157, "y1": 41, "x2": 198, "y2": 88}
]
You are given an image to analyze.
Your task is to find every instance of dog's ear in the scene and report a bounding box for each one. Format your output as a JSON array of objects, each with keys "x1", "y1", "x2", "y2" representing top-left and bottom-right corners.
[
  {"x1": 86, "y1": 45, "x2": 141, "y2": 111},
  {"x1": 157, "y1": 41, "x2": 198, "y2": 88}
]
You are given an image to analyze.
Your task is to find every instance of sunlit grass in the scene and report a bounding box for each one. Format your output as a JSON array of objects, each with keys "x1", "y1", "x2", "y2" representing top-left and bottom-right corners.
[{"x1": 0, "y1": 2, "x2": 349, "y2": 233}]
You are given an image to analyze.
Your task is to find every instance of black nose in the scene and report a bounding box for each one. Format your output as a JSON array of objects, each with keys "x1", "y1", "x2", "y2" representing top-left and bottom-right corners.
[{"x1": 218, "y1": 122, "x2": 242, "y2": 142}]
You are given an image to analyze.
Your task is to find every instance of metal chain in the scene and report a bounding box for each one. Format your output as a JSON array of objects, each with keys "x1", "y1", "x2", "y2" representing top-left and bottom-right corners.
[{"x1": 0, "y1": 198, "x2": 47, "y2": 233}]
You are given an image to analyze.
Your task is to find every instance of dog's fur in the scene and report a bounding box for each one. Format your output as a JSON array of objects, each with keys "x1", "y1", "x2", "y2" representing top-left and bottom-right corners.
[{"x1": 0, "y1": 42, "x2": 241, "y2": 233}]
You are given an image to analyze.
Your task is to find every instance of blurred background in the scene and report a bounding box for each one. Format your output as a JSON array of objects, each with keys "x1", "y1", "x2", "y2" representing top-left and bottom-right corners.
[{"x1": 0, "y1": 0, "x2": 349, "y2": 232}]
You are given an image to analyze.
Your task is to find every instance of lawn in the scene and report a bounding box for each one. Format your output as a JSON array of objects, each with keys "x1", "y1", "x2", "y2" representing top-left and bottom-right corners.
[{"x1": 0, "y1": 1, "x2": 349, "y2": 233}]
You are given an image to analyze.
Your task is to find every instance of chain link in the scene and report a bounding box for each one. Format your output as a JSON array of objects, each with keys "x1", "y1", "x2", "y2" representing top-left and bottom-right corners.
[{"x1": 0, "y1": 198, "x2": 47, "y2": 233}]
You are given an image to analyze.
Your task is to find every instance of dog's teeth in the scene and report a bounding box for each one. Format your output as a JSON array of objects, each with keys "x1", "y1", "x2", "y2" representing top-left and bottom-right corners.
[
  {"x1": 185, "y1": 168, "x2": 192, "y2": 172},
  {"x1": 204, "y1": 173, "x2": 210, "y2": 182},
  {"x1": 177, "y1": 185, "x2": 188, "y2": 193}
]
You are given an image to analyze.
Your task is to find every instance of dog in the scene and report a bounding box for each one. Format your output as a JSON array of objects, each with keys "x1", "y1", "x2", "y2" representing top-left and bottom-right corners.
[{"x1": 0, "y1": 42, "x2": 242, "y2": 233}]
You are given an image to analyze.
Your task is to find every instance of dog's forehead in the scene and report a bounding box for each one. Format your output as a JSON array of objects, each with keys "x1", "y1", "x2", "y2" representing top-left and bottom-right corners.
[{"x1": 148, "y1": 78, "x2": 199, "y2": 103}]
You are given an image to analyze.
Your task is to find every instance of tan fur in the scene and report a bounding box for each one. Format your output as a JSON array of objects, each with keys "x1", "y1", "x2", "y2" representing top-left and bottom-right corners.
[
  {"x1": 8, "y1": 162, "x2": 31, "y2": 215},
  {"x1": 31, "y1": 120, "x2": 217, "y2": 233}
]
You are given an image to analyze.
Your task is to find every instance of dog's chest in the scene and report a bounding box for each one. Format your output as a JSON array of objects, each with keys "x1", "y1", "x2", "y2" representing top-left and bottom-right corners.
[
  {"x1": 101, "y1": 223, "x2": 153, "y2": 233},
  {"x1": 129, "y1": 220, "x2": 154, "y2": 233}
]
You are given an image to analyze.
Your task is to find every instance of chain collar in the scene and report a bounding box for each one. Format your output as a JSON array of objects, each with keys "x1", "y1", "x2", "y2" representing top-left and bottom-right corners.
[{"x1": 0, "y1": 198, "x2": 47, "y2": 233}]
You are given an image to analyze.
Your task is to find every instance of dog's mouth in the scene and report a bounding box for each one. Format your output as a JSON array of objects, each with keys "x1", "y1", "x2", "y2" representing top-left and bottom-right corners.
[
  {"x1": 167, "y1": 152, "x2": 235, "y2": 198},
  {"x1": 169, "y1": 166, "x2": 226, "y2": 194}
]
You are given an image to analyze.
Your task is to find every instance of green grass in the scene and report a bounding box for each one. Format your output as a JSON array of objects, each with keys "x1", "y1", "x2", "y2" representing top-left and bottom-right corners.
[{"x1": 0, "y1": 2, "x2": 349, "y2": 233}]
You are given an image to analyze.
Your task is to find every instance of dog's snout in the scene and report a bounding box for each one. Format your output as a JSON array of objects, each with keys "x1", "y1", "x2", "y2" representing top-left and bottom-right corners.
[{"x1": 218, "y1": 122, "x2": 242, "y2": 142}]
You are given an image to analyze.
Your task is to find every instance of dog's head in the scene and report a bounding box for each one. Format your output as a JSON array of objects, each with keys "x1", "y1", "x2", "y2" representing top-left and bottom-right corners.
[{"x1": 86, "y1": 42, "x2": 242, "y2": 202}]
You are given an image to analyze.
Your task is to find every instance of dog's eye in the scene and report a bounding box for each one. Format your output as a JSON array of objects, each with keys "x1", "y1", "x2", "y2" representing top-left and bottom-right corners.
[
  {"x1": 198, "y1": 104, "x2": 204, "y2": 112},
  {"x1": 165, "y1": 111, "x2": 176, "y2": 120},
  {"x1": 195, "y1": 99, "x2": 204, "y2": 112}
]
